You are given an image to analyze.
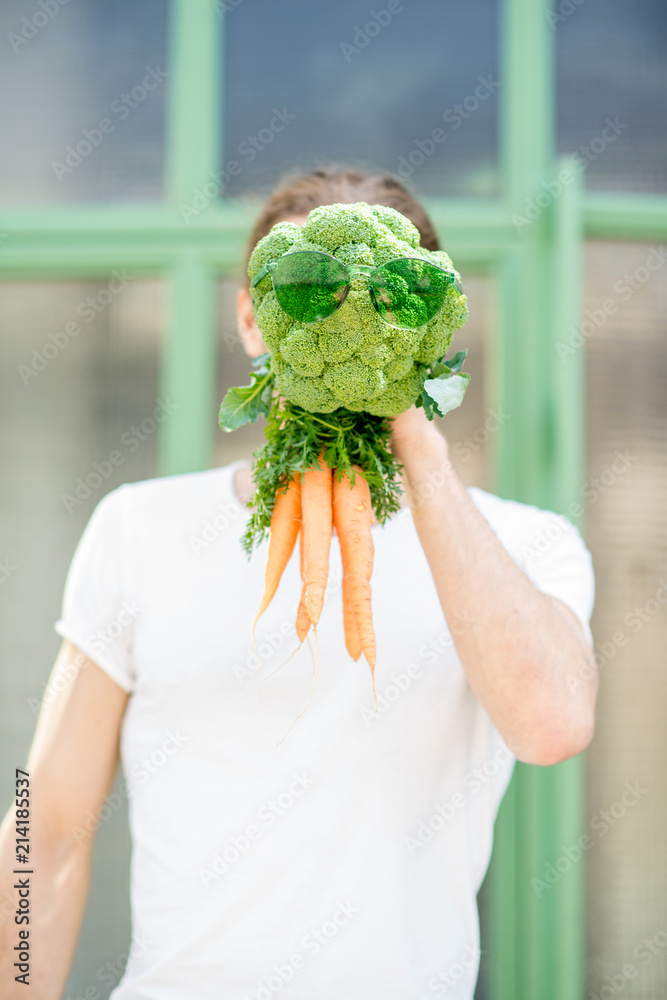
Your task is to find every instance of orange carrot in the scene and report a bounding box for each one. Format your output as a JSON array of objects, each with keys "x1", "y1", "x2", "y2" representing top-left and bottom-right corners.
[
  {"x1": 295, "y1": 526, "x2": 311, "y2": 642},
  {"x1": 333, "y1": 468, "x2": 376, "y2": 681},
  {"x1": 255, "y1": 473, "x2": 301, "y2": 623},
  {"x1": 301, "y1": 454, "x2": 333, "y2": 626},
  {"x1": 342, "y1": 579, "x2": 362, "y2": 661}
]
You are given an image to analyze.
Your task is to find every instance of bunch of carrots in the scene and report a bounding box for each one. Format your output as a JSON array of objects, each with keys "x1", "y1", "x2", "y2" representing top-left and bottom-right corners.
[{"x1": 254, "y1": 454, "x2": 376, "y2": 695}]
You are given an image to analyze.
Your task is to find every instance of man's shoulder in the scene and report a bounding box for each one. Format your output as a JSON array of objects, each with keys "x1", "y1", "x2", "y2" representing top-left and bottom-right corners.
[
  {"x1": 466, "y1": 484, "x2": 548, "y2": 525},
  {"x1": 122, "y1": 463, "x2": 235, "y2": 499},
  {"x1": 467, "y1": 485, "x2": 578, "y2": 540},
  {"x1": 467, "y1": 485, "x2": 588, "y2": 564},
  {"x1": 101, "y1": 461, "x2": 246, "y2": 525}
]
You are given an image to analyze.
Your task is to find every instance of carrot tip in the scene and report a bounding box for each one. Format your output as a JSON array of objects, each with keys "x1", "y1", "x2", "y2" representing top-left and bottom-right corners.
[{"x1": 304, "y1": 586, "x2": 325, "y2": 626}]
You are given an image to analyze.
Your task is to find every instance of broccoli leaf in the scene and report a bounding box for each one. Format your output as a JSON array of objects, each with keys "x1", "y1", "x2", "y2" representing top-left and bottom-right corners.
[
  {"x1": 415, "y1": 389, "x2": 439, "y2": 420},
  {"x1": 218, "y1": 354, "x2": 274, "y2": 432},
  {"x1": 422, "y1": 371, "x2": 470, "y2": 419},
  {"x1": 417, "y1": 348, "x2": 470, "y2": 420},
  {"x1": 429, "y1": 348, "x2": 468, "y2": 378},
  {"x1": 251, "y1": 351, "x2": 272, "y2": 375}
]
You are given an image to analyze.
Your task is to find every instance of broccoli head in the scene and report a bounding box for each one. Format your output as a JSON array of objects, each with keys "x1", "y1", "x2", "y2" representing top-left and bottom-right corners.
[{"x1": 248, "y1": 201, "x2": 468, "y2": 417}]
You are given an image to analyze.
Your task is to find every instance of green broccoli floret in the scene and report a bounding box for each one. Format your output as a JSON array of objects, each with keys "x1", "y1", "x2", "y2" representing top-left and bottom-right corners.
[
  {"x1": 301, "y1": 203, "x2": 376, "y2": 250},
  {"x1": 369, "y1": 225, "x2": 422, "y2": 266},
  {"x1": 384, "y1": 351, "x2": 415, "y2": 382},
  {"x1": 307, "y1": 294, "x2": 366, "y2": 362},
  {"x1": 280, "y1": 328, "x2": 324, "y2": 376},
  {"x1": 323, "y1": 359, "x2": 387, "y2": 403},
  {"x1": 249, "y1": 201, "x2": 468, "y2": 417},
  {"x1": 334, "y1": 242, "x2": 376, "y2": 266},
  {"x1": 360, "y1": 365, "x2": 429, "y2": 417},
  {"x1": 369, "y1": 205, "x2": 421, "y2": 248},
  {"x1": 273, "y1": 362, "x2": 340, "y2": 412},
  {"x1": 248, "y1": 221, "x2": 303, "y2": 281}
]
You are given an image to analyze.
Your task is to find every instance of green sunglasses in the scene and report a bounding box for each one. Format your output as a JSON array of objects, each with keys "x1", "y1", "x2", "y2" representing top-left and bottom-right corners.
[{"x1": 250, "y1": 249, "x2": 461, "y2": 330}]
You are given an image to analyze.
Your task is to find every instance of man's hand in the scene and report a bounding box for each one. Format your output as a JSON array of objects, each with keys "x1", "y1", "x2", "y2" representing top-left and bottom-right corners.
[
  {"x1": 390, "y1": 403, "x2": 444, "y2": 456},
  {"x1": 389, "y1": 406, "x2": 598, "y2": 767}
]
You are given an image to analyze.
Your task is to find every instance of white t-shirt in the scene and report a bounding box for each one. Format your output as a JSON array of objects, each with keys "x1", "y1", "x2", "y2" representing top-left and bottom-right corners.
[{"x1": 54, "y1": 460, "x2": 595, "y2": 1000}]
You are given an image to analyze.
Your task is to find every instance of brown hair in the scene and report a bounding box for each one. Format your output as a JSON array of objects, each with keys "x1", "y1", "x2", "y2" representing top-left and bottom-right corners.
[{"x1": 242, "y1": 167, "x2": 440, "y2": 284}]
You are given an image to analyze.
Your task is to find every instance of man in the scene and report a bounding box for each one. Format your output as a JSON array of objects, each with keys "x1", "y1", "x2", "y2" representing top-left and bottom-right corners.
[{"x1": 0, "y1": 183, "x2": 597, "y2": 1000}]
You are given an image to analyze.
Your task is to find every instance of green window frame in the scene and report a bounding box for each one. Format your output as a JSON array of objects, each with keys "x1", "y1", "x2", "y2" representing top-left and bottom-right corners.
[{"x1": 1, "y1": 1, "x2": 666, "y2": 995}]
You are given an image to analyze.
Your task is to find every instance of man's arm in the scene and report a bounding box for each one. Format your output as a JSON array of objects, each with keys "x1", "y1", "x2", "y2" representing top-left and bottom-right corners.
[
  {"x1": 0, "y1": 640, "x2": 130, "y2": 998},
  {"x1": 390, "y1": 406, "x2": 598, "y2": 767}
]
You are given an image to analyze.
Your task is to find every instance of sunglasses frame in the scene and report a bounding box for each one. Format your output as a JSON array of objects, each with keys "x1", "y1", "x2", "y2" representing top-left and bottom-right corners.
[{"x1": 250, "y1": 250, "x2": 461, "y2": 329}]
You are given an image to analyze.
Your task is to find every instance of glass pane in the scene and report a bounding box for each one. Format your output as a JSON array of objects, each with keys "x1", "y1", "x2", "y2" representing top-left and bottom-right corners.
[
  {"x1": 0, "y1": 278, "x2": 164, "y2": 997},
  {"x1": 556, "y1": 0, "x2": 667, "y2": 193},
  {"x1": 582, "y1": 242, "x2": 667, "y2": 996},
  {"x1": 223, "y1": 0, "x2": 499, "y2": 199},
  {"x1": 0, "y1": 0, "x2": 167, "y2": 205}
]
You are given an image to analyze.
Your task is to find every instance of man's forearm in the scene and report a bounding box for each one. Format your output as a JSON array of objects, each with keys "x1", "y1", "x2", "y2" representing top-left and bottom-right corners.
[
  {"x1": 391, "y1": 412, "x2": 597, "y2": 765},
  {"x1": 0, "y1": 808, "x2": 92, "y2": 998}
]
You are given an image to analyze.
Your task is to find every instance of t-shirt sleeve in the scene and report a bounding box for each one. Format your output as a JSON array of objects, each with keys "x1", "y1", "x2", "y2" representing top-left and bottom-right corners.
[
  {"x1": 509, "y1": 504, "x2": 596, "y2": 648},
  {"x1": 54, "y1": 485, "x2": 136, "y2": 693}
]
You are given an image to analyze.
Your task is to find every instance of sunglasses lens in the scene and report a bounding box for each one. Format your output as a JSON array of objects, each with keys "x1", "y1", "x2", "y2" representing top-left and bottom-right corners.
[
  {"x1": 369, "y1": 258, "x2": 454, "y2": 329},
  {"x1": 272, "y1": 251, "x2": 349, "y2": 323}
]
